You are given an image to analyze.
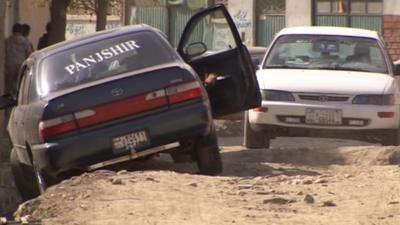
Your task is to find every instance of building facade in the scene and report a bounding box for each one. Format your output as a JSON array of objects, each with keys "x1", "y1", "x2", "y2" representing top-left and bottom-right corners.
[{"x1": 128, "y1": 0, "x2": 400, "y2": 60}]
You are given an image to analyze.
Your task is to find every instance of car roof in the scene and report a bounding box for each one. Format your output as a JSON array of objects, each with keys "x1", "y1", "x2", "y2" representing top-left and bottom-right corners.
[
  {"x1": 32, "y1": 24, "x2": 162, "y2": 58},
  {"x1": 277, "y1": 26, "x2": 380, "y2": 40}
]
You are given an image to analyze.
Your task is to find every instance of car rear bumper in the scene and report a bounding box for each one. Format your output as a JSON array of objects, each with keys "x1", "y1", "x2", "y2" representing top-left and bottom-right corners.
[
  {"x1": 31, "y1": 101, "x2": 212, "y2": 176},
  {"x1": 251, "y1": 123, "x2": 396, "y2": 142},
  {"x1": 249, "y1": 101, "x2": 400, "y2": 130}
]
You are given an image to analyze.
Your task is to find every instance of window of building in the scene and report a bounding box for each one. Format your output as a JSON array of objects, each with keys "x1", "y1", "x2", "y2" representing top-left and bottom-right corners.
[
  {"x1": 314, "y1": 0, "x2": 383, "y2": 34},
  {"x1": 316, "y1": 0, "x2": 332, "y2": 14},
  {"x1": 315, "y1": 0, "x2": 382, "y2": 15},
  {"x1": 367, "y1": 0, "x2": 382, "y2": 14}
]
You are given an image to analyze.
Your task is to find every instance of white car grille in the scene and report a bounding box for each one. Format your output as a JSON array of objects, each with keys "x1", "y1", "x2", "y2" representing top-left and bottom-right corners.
[{"x1": 297, "y1": 94, "x2": 350, "y2": 102}]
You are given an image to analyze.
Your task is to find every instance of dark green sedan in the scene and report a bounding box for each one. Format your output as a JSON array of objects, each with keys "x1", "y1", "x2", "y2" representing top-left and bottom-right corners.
[{"x1": 0, "y1": 5, "x2": 260, "y2": 200}]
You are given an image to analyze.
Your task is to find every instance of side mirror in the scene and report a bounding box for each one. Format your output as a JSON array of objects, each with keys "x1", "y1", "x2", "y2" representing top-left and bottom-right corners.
[
  {"x1": 185, "y1": 42, "x2": 207, "y2": 58},
  {"x1": 394, "y1": 62, "x2": 400, "y2": 76},
  {"x1": 0, "y1": 94, "x2": 17, "y2": 109}
]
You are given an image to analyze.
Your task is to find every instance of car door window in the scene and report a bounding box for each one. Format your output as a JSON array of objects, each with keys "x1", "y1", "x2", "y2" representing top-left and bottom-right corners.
[
  {"x1": 178, "y1": 5, "x2": 261, "y2": 117},
  {"x1": 180, "y1": 11, "x2": 237, "y2": 60}
]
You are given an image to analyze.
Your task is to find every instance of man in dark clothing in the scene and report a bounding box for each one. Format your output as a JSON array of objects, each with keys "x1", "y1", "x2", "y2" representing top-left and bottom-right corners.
[
  {"x1": 37, "y1": 22, "x2": 51, "y2": 50},
  {"x1": 21, "y1": 23, "x2": 34, "y2": 50}
]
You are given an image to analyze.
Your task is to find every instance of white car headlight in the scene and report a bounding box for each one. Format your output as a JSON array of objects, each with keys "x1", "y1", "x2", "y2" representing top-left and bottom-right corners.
[
  {"x1": 352, "y1": 94, "x2": 394, "y2": 105},
  {"x1": 262, "y1": 90, "x2": 295, "y2": 102}
]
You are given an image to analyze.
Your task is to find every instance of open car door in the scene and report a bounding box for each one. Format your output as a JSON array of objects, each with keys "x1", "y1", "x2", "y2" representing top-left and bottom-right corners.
[{"x1": 177, "y1": 4, "x2": 261, "y2": 117}]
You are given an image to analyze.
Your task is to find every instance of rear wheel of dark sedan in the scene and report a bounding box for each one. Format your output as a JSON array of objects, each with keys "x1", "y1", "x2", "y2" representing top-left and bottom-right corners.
[
  {"x1": 195, "y1": 125, "x2": 222, "y2": 175},
  {"x1": 10, "y1": 150, "x2": 40, "y2": 201},
  {"x1": 244, "y1": 111, "x2": 270, "y2": 149}
]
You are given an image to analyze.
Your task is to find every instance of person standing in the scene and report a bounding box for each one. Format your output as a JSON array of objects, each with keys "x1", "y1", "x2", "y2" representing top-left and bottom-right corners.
[
  {"x1": 21, "y1": 23, "x2": 34, "y2": 50},
  {"x1": 37, "y1": 22, "x2": 51, "y2": 50},
  {"x1": 5, "y1": 23, "x2": 33, "y2": 95}
]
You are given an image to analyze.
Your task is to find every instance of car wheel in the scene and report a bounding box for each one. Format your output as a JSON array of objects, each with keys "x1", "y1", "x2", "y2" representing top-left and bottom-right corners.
[
  {"x1": 381, "y1": 129, "x2": 400, "y2": 146},
  {"x1": 10, "y1": 149, "x2": 40, "y2": 201},
  {"x1": 243, "y1": 111, "x2": 270, "y2": 149},
  {"x1": 194, "y1": 125, "x2": 222, "y2": 175}
]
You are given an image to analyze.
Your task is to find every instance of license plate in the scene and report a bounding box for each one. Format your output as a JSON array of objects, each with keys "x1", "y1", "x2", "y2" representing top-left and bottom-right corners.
[
  {"x1": 305, "y1": 108, "x2": 342, "y2": 125},
  {"x1": 112, "y1": 130, "x2": 150, "y2": 152}
]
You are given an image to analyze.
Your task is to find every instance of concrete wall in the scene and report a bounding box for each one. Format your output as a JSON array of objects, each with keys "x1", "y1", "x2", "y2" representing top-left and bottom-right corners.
[
  {"x1": 383, "y1": 0, "x2": 400, "y2": 15},
  {"x1": 18, "y1": 0, "x2": 50, "y2": 50},
  {"x1": 227, "y1": 0, "x2": 255, "y2": 46},
  {"x1": 285, "y1": 0, "x2": 312, "y2": 27},
  {"x1": 66, "y1": 15, "x2": 121, "y2": 40}
]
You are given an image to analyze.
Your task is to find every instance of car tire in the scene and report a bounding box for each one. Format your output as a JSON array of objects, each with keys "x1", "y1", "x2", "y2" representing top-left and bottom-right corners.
[
  {"x1": 195, "y1": 125, "x2": 222, "y2": 175},
  {"x1": 244, "y1": 111, "x2": 270, "y2": 149},
  {"x1": 10, "y1": 149, "x2": 40, "y2": 201},
  {"x1": 381, "y1": 129, "x2": 400, "y2": 146}
]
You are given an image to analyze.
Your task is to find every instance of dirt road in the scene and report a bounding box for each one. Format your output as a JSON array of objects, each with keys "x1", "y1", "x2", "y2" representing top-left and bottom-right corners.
[{"x1": 13, "y1": 124, "x2": 400, "y2": 225}]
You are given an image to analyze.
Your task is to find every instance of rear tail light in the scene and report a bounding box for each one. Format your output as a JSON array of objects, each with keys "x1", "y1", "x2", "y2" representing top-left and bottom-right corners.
[
  {"x1": 76, "y1": 90, "x2": 167, "y2": 128},
  {"x1": 39, "y1": 114, "x2": 77, "y2": 140},
  {"x1": 378, "y1": 112, "x2": 394, "y2": 118},
  {"x1": 252, "y1": 107, "x2": 268, "y2": 112},
  {"x1": 39, "y1": 81, "x2": 203, "y2": 140},
  {"x1": 166, "y1": 81, "x2": 203, "y2": 104}
]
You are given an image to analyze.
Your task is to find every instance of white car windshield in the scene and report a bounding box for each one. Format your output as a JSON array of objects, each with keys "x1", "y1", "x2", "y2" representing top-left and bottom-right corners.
[{"x1": 264, "y1": 34, "x2": 388, "y2": 74}]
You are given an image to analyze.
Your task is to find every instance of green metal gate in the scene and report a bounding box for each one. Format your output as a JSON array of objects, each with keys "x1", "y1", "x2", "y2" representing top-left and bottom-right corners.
[
  {"x1": 136, "y1": 7, "x2": 168, "y2": 34},
  {"x1": 134, "y1": 0, "x2": 209, "y2": 47},
  {"x1": 315, "y1": 15, "x2": 347, "y2": 27},
  {"x1": 255, "y1": 0, "x2": 286, "y2": 47},
  {"x1": 256, "y1": 15, "x2": 285, "y2": 47},
  {"x1": 350, "y1": 15, "x2": 382, "y2": 34},
  {"x1": 169, "y1": 5, "x2": 204, "y2": 47}
]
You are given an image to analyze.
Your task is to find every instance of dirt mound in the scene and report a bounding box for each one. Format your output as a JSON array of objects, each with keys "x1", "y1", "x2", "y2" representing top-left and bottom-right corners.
[
  {"x1": 11, "y1": 137, "x2": 400, "y2": 225},
  {"x1": 14, "y1": 170, "x2": 242, "y2": 225},
  {"x1": 266, "y1": 144, "x2": 400, "y2": 167},
  {"x1": 338, "y1": 146, "x2": 400, "y2": 165}
]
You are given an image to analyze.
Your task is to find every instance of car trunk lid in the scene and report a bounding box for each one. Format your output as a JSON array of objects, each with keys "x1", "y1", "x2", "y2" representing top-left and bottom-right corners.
[{"x1": 39, "y1": 66, "x2": 204, "y2": 140}]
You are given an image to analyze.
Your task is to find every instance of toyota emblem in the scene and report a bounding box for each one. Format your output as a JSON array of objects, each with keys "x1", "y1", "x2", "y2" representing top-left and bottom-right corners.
[{"x1": 319, "y1": 95, "x2": 329, "y2": 102}]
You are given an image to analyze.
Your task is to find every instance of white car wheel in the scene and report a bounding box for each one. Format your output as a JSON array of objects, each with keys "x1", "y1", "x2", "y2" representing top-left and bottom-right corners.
[{"x1": 244, "y1": 111, "x2": 270, "y2": 149}]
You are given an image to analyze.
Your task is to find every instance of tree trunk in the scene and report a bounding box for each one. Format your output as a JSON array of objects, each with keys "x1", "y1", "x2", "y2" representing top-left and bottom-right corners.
[
  {"x1": 123, "y1": 0, "x2": 135, "y2": 25},
  {"x1": 49, "y1": 0, "x2": 71, "y2": 45},
  {"x1": 0, "y1": 0, "x2": 6, "y2": 95},
  {"x1": 96, "y1": 0, "x2": 109, "y2": 31}
]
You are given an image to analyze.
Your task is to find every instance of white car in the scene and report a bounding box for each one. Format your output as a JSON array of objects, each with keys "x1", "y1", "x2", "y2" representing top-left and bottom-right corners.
[{"x1": 245, "y1": 26, "x2": 400, "y2": 148}]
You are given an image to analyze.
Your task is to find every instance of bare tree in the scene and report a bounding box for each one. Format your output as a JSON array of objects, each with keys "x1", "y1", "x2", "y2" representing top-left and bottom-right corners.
[
  {"x1": 0, "y1": 0, "x2": 6, "y2": 95},
  {"x1": 69, "y1": 0, "x2": 121, "y2": 31},
  {"x1": 96, "y1": 0, "x2": 110, "y2": 31},
  {"x1": 0, "y1": 0, "x2": 6, "y2": 135},
  {"x1": 35, "y1": 0, "x2": 120, "y2": 45},
  {"x1": 49, "y1": 0, "x2": 72, "y2": 45}
]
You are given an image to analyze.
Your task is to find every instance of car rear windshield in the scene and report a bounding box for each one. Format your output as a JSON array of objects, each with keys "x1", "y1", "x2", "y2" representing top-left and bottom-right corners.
[
  {"x1": 39, "y1": 31, "x2": 177, "y2": 95},
  {"x1": 264, "y1": 34, "x2": 388, "y2": 74}
]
